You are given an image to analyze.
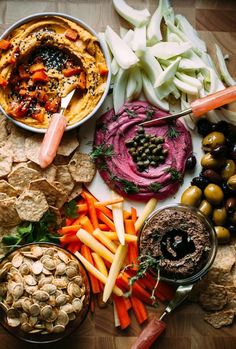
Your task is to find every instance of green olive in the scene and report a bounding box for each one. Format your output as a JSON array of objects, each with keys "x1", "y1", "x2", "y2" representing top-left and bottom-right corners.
[
  {"x1": 230, "y1": 212, "x2": 236, "y2": 225},
  {"x1": 181, "y1": 186, "x2": 202, "y2": 207},
  {"x1": 221, "y1": 160, "x2": 236, "y2": 181},
  {"x1": 204, "y1": 184, "x2": 224, "y2": 205},
  {"x1": 212, "y1": 207, "x2": 227, "y2": 226},
  {"x1": 227, "y1": 174, "x2": 236, "y2": 190},
  {"x1": 214, "y1": 226, "x2": 230, "y2": 244},
  {"x1": 201, "y1": 153, "x2": 225, "y2": 169},
  {"x1": 199, "y1": 200, "x2": 213, "y2": 217},
  {"x1": 202, "y1": 131, "x2": 225, "y2": 152}
]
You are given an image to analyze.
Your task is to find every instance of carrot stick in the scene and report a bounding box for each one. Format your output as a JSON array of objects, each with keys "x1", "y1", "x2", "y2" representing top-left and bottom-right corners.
[
  {"x1": 77, "y1": 203, "x2": 88, "y2": 213},
  {"x1": 127, "y1": 242, "x2": 138, "y2": 265},
  {"x1": 113, "y1": 295, "x2": 131, "y2": 330},
  {"x1": 90, "y1": 298, "x2": 95, "y2": 314},
  {"x1": 65, "y1": 218, "x2": 74, "y2": 226},
  {"x1": 130, "y1": 296, "x2": 148, "y2": 324},
  {"x1": 81, "y1": 245, "x2": 100, "y2": 294},
  {"x1": 97, "y1": 211, "x2": 115, "y2": 231},
  {"x1": 66, "y1": 241, "x2": 82, "y2": 253},
  {"x1": 59, "y1": 225, "x2": 81, "y2": 233},
  {"x1": 79, "y1": 216, "x2": 94, "y2": 233},
  {"x1": 123, "y1": 210, "x2": 131, "y2": 219},
  {"x1": 98, "y1": 223, "x2": 110, "y2": 230},
  {"x1": 84, "y1": 194, "x2": 99, "y2": 229},
  {"x1": 124, "y1": 298, "x2": 132, "y2": 310},
  {"x1": 60, "y1": 234, "x2": 79, "y2": 245},
  {"x1": 131, "y1": 207, "x2": 137, "y2": 223},
  {"x1": 96, "y1": 205, "x2": 113, "y2": 220},
  {"x1": 124, "y1": 219, "x2": 136, "y2": 235}
]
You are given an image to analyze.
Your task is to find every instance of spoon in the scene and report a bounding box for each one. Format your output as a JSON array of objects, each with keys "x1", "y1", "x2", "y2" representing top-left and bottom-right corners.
[
  {"x1": 140, "y1": 85, "x2": 236, "y2": 127},
  {"x1": 39, "y1": 89, "x2": 75, "y2": 168}
]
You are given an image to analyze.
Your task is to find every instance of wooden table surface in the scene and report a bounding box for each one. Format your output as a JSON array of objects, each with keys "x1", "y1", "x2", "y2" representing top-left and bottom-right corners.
[{"x1": 0, "y1": 1, "x2": 236, "y2": 348}]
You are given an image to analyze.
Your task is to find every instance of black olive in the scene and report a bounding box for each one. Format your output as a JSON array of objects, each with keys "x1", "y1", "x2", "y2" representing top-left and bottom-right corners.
[
  {"x1": 162, "y1": 148, "x2": 169, "y2": 156},
  {"x1": 191, "y1": 176, "x2": 209, "y2": 189},
  {"x1": 212, "y1": 120, "x2": 229, "y2": 135},
  {"x1": 211, "y1": 145, "x2": 229, "y2": 159},
  {"x1": 225, "y1": 198, "x2": 236, "y2": 214},
  {"x1": 202, "y1": 169, "x2": 222, "y2": 184},
  {"x1": 185, "y1": 155, "x2": 197, "y2": 170},
  {"x1": 228, "y1": 225, "x2": 236, "y2": 234},
  {"x1": 221, "y1": 182, "x2": 236, "y2": 198},
  {"x1": 230, "y1": 143, "x2": 236, "y2": 161},
  {"x1": 227, "y1": 126, "x2": 236, "y2": 143},
  {"x1": 197, "y1": 119, "x2": 213, "y2": 136}
]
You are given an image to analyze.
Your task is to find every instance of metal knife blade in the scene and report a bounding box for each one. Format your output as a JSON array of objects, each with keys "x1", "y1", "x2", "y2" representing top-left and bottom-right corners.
[
  {"x1": 139, "y1": 108, "x2": 192, "y2": 127},
  {"x1": 60, "y1": 89, "x2": 76, "y2": 113}
]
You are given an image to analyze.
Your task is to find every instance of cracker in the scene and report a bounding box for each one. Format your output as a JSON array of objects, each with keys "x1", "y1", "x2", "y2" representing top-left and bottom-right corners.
[
  {"x1": 0, "y1": 179, "x2": 18, "y2": 197},
  {"x1": 53, "y1": 154, "x2": 71, "y2": 166},
  {"x1": 57, "y1": 131, "x2": 79, "y2": 156},
  {"x1": 199, "y1": 282, "x2": 228, "y2": 311},
  {"x1": 29, "y1": 178, "x2": 66, "y2": 207},
  {"x1": 207, "y1": 269, "x2": 234, "y2": 286},
  {"x1": 24, "y1": 134, "x2": 42, "y2": 165},
  {"x1": 69, "y1": 152, "x2": 95, "y2": 183},
  {"x1": 204, "y1": 309, "x2": 235, "y2": 329},
  {"x1": 212, "y1": 245, "x2": 236, "y2": 273},
  {"x1": 15, "y1": 190, "x2": 48, "y2": 222},
  {"x1": 27, "y1": 161, "x2": 57, "y2": 183},
  {"x1": 49, "y1": 206, "x2": 62, "y2": 225},
  {"x1": 51, "y1": 181, "x2": 68, "y2": 208},
  {"x1": 55, "y1": 165, "x2": 74, "y2": 194},
  {"x1": 0, "y1": 197, "x2": 21, "y2": 227},
  {"x1": 0, "y1": 193, "x2": 8, "y2": 200},
  {"x1": 8, "y1": 164, "x2": 41, "y2": 192},
  {"x1": 67, "y1": 183, "x2": 82, "y2": 202},
  {"x1": 0, "y1": 143, "x2": 13, "y2": 178},
  {"x1": 0, "y1": 115, "x2": 8, "y2": 145},
  {"x1": 7, "y1": 125, "x2": 29, "y2": 162}
]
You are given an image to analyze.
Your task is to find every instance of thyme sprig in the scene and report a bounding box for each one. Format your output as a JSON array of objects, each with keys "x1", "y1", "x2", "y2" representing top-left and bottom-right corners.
[
  {"x1": 167, "y1": 125, "x2": 180, "y2": 139},
  {"x1": 90, "y1": 144, "x2": 114, "y2": 160},
  {"x1": 165, "y1": 167, "x2": 181, "y2": 182},
  {"x1": 110, "y1": 175, "x2": 139, "y2": 194},
  {"x1": 149, "y1": 182, "x2": 163, "y2": 193}
]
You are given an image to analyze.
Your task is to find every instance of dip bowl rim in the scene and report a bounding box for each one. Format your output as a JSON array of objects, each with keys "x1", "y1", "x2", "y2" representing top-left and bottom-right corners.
[
  {"x1": 138, "y1": 203, "x2": 218, "y2": 286},
  {"x1": 0, "y1": 12, "x2": 112, "y2": 134},
  {"x1": 0, "y1": 241, "x2": 91, "y2": 344}
]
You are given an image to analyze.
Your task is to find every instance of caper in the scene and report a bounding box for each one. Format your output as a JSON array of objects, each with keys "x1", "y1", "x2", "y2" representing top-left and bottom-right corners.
[
  {"x1": 204, "y1": 184, "x2": 224, "y2": 205},
  {"x1": 141, "y1": 154, "x2": 147, "y2": 160},
  {"x1": 140, "y1": 138, "x2": 146, "y2": 144},
  {"x1": 214, "y1": 226, "x2": 230, "y2": 244},
  {"x1": 149, "y1": 144, "x2": 156, "y2": 150},
  {"x1": 136, "y1": 156, "x2": 141, "y2": 161},
  {"x1": 143, "y1": 160, "x2": 150, "y2": 166},
  {"x1": 185, "y1": 155, "x2": 197, "y2": 170},
  {"x1": 152, "y1": 148, "x2": 159, "y2": 155},
  {"x1": 143, "y1": 142, "x2": 149, "y2": 148},
  {"x1": 137, "y1": 128, "x2": 144, "y2": 134},
  {"x1": 133, "y1": 141, "x2": 138, "y2": 147},
  {"x1": 125, "y1": 140, "x2": 134, "y2": 147},
  {"x1": 129, "y1": 147, "x2": 136, "y2": 153},
  {"x1": 162, "y1": 149, "x2": 169, "y2": 156},
  {"x1": 191, "y1": 176, "x2": 209, "y2": 190},
  {"x1": 227, "y1": 174, "x2": 236, "y2": 190},
  {"x1": 225, "y1": 198, "x2": 236, "y2": 214},
  {"x1": 202, "y1": 169, "x2": 221, "y2": 184},
  {"x1": 159, "y1": 156, "x2": 165, "y2": 163},
  {"x1": 221, "y1": 160, "x2": 236, "y2": 181},
  {"x1": 202, "y1": 131, "x2": 225, "y2": 152},
  {"x1": 212, "y1": 207, "x2": 227, "y2": 226},
  {"x1": 145, "y1": 149, "x2": 150, "y2": 154},
  {"x1": 181, "y1": 186, "x2": 202, "y2": 207},
  {"x1": 201, "y1": 153, "x2": 225, "y2": 169},
  {"x1": 230, "y1": 212, "x2": 236, "y2": 225},
  {"x1": 199, "y1": 200, "x2": 213, "y2": 217},
  {"x1": 150, "y1": 161, "x2": 157, "y2": 166},
  {"x1": 137, "y1": 161, "x2": 145, "y2": 167},
  {"x1": 211, "y1": 145, "x2": 229, "y2": 159}
]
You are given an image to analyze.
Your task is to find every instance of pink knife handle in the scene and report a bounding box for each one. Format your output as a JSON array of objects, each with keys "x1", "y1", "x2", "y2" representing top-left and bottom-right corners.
[
  {"x1": 131, "y1": 317, "x2": 166, "y2": 349},
  {"x1": 39, "y1": 113, "x2": 67, "y2": 168},
  {"x1": 191, "y1": 85, "x2": 236, "y2": 117}
]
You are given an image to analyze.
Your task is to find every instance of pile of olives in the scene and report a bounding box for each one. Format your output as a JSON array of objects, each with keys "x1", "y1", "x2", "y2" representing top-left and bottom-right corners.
[
  {"x1": 181, "y1": 119, "x2": 236, "y2": 244},
  {"x1": 125, "y1": 128, "x2": 168, "y2": 172}
]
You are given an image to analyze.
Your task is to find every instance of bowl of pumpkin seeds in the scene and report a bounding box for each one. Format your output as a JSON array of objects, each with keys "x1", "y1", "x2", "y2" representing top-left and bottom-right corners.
[{"x1": 0, "y1": 243, "x2": 91, "y2": 343}]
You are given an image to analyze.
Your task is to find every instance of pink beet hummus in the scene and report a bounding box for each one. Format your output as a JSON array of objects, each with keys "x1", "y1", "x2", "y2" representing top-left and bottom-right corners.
[{"x1": 93, "y1": 101, "x2": 193, "y2": 201}]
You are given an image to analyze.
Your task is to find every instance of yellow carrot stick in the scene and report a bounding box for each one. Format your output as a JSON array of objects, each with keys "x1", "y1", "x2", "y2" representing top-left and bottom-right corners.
[
  {"x1": 111, "y1": 191, "x2": 125, "y2": 245},
  {"x1": 92, "y1": 252, "x2": 108, "y2": 277},
  {"x1": 93, "y1": 228, "x2": 118, "y2": 254},
  {"x1": 76, "y1": 228, "x2": 114, "y2": 263},
  {"x1": 102, "y1": 231, "x2": 138, "y2": 243},
  {"x1": 103, "y1": 244, "x2": 128, "y2": 303},
  {"x1": 75, "y1": 252, "x2": 123, "y2": 297},
  {"x1": 134, "y1": 198, "x2": 158, "y2": 232}
]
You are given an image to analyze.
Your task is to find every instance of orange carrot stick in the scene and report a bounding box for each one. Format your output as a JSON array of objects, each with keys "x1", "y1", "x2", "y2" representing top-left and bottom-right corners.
[
  {"x1": 65, "y1": 218, "x2": 74, "y2": 226},
  {"x1": 77, "y1": 204, "x2": 88, "y2": 213},
  {"x1": 84, "y1": 193, "x2": 99, "y2": 229},
  {"x1": 130, "y1": 296, "x2": 148, "y2": 324},
  {"x1": 123, "y1": 210, "x2": 131, "y2": 219},
  {"x1": 81, "y1": 245, "x2": 100, "y2": 294},
  {"x1": 124, "y1": 219, "x2": 136, "y2": 235},
  {"x1": 97, "y1": 211, "x2": 115, "y2": 231},
  {"x1": 124, "y1": 297, "x2": 132, "y2": 311},
  {"x1": 96, "y1": 205, "x2": 113, "y2": 220},
  {"x1": 60, "y1": 234, "x2": 79, "y2": 245},
  {"x1": 113, "y1": 295, "x2": 131, "y2": 330},
  {"x1": 79, "y1": 216, "x2": 94, "y2": 233},
  {"x1": 98, "y1": 223, "x2": 110, "y2": 230},
  {"x1": 131, "y1": 207, "x2": 137, "y2": 222},
  {"x1": 127, "y1": 242, "x2": 138, "y2": 265},
  {"x1": 59, "y1": 225, "x2": 81, "y2": 234}
]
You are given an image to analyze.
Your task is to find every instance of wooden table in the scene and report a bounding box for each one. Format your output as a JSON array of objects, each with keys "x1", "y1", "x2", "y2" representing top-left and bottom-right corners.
[{"x1": 0, "y1": 1, "x2": 236, "y2": 348}]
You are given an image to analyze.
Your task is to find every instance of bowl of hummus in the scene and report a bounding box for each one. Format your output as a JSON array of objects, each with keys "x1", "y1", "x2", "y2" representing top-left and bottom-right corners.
[
  {"x1": 0, "y1": 13, "x2": 111, "y2": 133},
  {"x1": 138, "y1": 204, "x2": 217, "y2": 285}
]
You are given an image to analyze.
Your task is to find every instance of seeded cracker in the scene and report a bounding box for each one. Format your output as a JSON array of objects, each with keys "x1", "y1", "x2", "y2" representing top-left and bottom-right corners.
[
  {"x1": 8, "y1": 165, "x2": 41, "y2": 192},
  {"x1": 69, "y1": 152, "x2": 95, "y2": 183},
  {"x1": 27, "y1": 161, "x2": 57, "y2": 183},
  {"x1": 199, "y1": 282, "x2": 228, "y2": 311},
  {"x1": 0, "y1": 144, "x2": 12, "y2": 178},
  {"x1": 0, "y1": 197, "x2": 21, "y2": 227},
  {"x1": 67, "y1": 183, "x2": 82, "y2": 202},
  {"x1": 211, "y1": 245, "x2": 236, "y2": 273},
  {"x1": 29, "y1": 178, "x2": 66, "y2": 207},
  {"x1": 57, "y1": 131, "x2": 79, "y2": 156},
  {"x1": 0, "y1": 180, "x2": 18, "y2": 197},
  {"x1": 24, "y1": 134, "x2": 42, "y2": 165},
  {"x1": 204, "y1": 309, "x2": 235, "y2": 329},
  {"x1": 7, "y1": 125, "x2": 29, "y2": 162},
  {"x1": 55, "y1": 165, "x2": 74, "y2": 194},
  {"x1": 0, "y1": 114, "x2": 8, "y2": 145},
  {"x1": 15, "y1": 190, "x2": 48, "y2": 222}
]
